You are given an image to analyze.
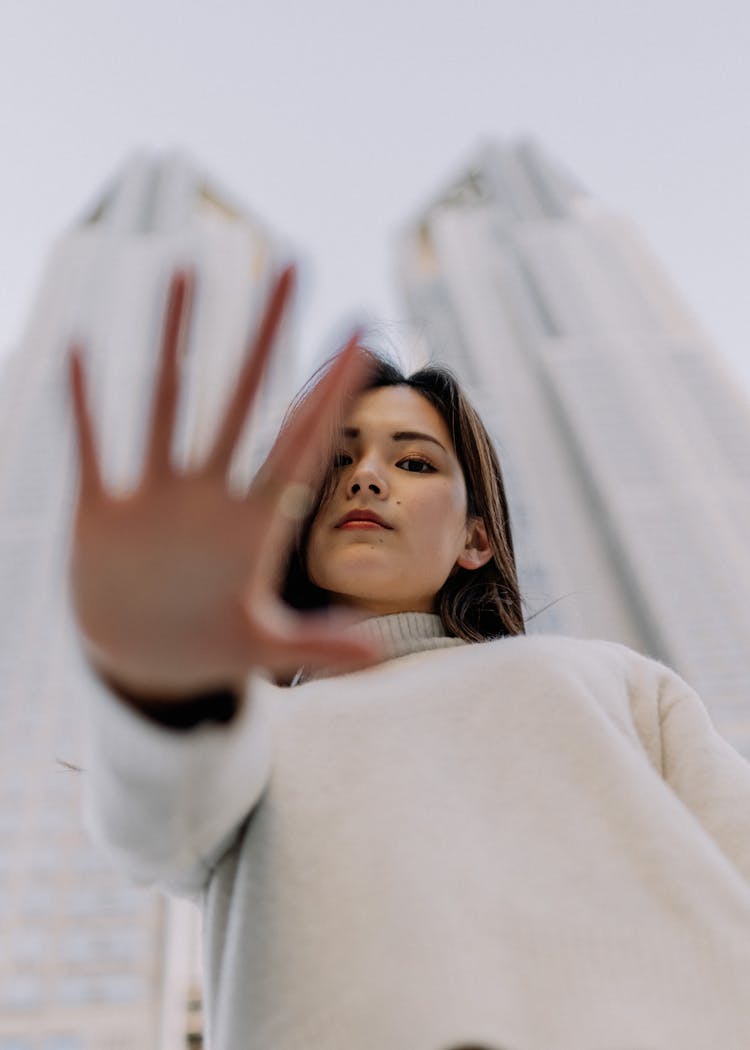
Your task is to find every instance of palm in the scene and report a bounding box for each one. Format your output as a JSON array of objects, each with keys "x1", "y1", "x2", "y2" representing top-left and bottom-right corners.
[{"x1": 69, "y1": 267, "x2": 378, "y2": 700}]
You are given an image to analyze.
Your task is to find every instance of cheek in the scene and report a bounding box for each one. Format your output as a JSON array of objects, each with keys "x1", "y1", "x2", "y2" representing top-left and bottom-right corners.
[
  {"x1": 303, "y1": 519, "x2": 327, "y2": 583},
  {"x1": 413, "y1": 485, "x2": 466, "y2": 547}
]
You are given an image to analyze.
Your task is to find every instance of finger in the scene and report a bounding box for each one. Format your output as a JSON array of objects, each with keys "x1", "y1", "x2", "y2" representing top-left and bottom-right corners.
[
  {"x1": 68, "y1": 346, "x2": 105, "y2": 502},
  {"x1": 247, "y1": 333, "x2": 373, "y2": 583},
  {"x1": 240, "y1": 599, "x2": 383, "y2": 675},
  {"x1": 144, "y1": 270, "x2": 194, "y2": 482},
  {"x1": 204, "y1": 265, "x2": 295, "y2": 476},
  {"x1": 284, "y1": 610, "x2": 384, "y2": 671},
  {"x1": 257, "y1": 331, "x2": 370, "y2": 496}
]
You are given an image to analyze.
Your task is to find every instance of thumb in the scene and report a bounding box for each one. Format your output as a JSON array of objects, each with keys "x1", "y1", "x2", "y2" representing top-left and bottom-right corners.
[{"x1": 239, "y1": 600, "x2": 384, "y2": 676}]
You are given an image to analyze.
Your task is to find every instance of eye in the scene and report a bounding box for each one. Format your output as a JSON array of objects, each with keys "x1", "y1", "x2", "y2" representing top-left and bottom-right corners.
[
  {"x1": 332, "y1": 451, "x2": 353, "y2": 468},
  {"x1": 397, "y1": 457, "x2": 436, "y2": 473}
]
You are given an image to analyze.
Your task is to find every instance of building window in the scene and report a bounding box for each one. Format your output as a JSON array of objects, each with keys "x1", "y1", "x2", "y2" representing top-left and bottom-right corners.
[
  {"x1": 41, "y1": 1038, "x2": 86, "y2": 1050},
  {"x1": 67, "y1": 885, "x2": 145, "y2": 917},
  {"x1": 20, "y1": 885, "x2": 55, "y2": 917},
  {"x1": 13, "y1": 926, "x2": 50, "y2": 963},
  {"x1": 62, "y1": 929, "x2": 147, "y2": 964},
  {"x1": 57, "y1": 974, "x2": 147, "y2": 1006},
  {"x1": 1, "y1": 974, "x2": 43, "y2": 1010}
]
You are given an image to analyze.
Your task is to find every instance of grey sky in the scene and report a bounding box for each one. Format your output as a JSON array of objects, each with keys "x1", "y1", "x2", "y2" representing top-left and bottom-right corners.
[{"x1": 1, "y1": 0, "x2": 749, "y2": 391}]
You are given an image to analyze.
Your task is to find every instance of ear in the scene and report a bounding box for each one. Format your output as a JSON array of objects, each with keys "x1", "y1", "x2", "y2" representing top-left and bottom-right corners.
[{"x1": 455, "y1": 518, "x2": 493, "y2": 571}]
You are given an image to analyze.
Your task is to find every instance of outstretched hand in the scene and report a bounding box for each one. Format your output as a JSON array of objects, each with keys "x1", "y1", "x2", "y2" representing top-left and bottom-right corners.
[{"x1": 68, "y1": 266, "x2": 380, "y2": 703}]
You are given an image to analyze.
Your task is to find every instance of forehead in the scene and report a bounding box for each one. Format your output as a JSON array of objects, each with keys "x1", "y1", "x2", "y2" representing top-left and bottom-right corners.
[{"x1": 344, "y1": 385, "x2": 454, "y2": 448}]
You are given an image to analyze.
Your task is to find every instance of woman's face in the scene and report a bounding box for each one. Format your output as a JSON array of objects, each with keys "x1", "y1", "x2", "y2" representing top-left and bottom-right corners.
[{"x1": 306, "y1": 385, "x2": 484, "y2": 616}]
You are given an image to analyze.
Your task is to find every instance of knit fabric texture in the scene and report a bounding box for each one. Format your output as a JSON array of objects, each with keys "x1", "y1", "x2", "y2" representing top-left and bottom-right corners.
[{"x1": 82, "y1": 613, "x2": 750, "y2": 1050}]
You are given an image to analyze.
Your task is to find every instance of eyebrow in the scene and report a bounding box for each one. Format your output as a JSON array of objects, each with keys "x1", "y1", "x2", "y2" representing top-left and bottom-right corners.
[{"x1": 340, "y1": 427, "x2": 448, "y2": 454}]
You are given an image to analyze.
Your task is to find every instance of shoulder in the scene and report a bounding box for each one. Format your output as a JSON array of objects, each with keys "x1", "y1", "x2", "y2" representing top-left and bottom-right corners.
[
  {"x1": 332, "y1": 630, "x2": 678, "y2": 695},
  {"x1": 445, "y1": 632, "x2": 682, "y2": 712},
  {"x1": 292, "y1": 633, "x2": 682, "y2": 713},
  {"x1": 464, "y1": 631, "x2": 660, "y2": 677}
]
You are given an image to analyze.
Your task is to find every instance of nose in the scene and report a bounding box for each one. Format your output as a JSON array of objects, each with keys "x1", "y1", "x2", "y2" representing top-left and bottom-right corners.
[{"x1": 346, "y1": 457, "x2": 388, "y2": 498}]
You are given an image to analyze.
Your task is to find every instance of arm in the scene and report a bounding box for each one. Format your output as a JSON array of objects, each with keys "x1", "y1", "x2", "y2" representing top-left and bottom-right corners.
[
  {"x1": 657, "y1": 665, "x2": 750, "y2": 884},
  {"x1": 80, "y1": 664, "x2": 275, "y2": 898}
]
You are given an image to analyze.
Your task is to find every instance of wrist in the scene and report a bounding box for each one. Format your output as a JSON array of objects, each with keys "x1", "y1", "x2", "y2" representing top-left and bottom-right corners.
[
  {"x1": 80, "y1": 637, "x2": 244, "y2": 728},
  {"x1": 89, "y1": 660, "x2": 244, "y2": 730},
  {"x1": 112, "y1": 683, "x2": 241, "y2": 730}
]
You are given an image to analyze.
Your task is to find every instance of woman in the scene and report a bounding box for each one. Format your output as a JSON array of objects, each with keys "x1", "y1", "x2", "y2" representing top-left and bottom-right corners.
[{"x1": 70, "y1": 268, "x2": 750, "y2": 1050}]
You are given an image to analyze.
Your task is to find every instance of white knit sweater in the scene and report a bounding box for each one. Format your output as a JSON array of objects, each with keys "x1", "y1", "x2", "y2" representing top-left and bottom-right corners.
[{"x1": 82, "y1": 614, "x2": 750, "y2": 1050}]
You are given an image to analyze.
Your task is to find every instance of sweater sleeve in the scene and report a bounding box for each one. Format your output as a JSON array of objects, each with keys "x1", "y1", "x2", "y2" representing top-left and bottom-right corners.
[
  {"x1": 657, "y1": 665, "x2": 750, "y2": 885},
  {"x1": 80, "y1": 662, "x2": 276, "y2": 900}
]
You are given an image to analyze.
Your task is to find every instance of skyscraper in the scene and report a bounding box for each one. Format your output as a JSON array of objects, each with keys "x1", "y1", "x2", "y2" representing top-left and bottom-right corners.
[
  {"x1": 0, "y1": 153, "x2": 298, "y2": 1050},
  {"x1": 397, "y1": 140, "x2": 750, "y2": 755}
]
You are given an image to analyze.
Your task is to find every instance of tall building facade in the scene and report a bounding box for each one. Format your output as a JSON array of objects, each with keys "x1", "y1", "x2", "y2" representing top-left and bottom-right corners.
[
  {"x1": 0, "y1": 154, "x2": 301, "y2": 1050},
  {"x1": 397, "y1": 140, "x2": 750, "y2": 755}
]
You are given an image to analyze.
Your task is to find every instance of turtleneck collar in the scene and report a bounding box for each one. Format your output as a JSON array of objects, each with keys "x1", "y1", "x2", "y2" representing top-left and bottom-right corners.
[{"x1": 291, "y1": 611, "x2": 467, "y2": 686}]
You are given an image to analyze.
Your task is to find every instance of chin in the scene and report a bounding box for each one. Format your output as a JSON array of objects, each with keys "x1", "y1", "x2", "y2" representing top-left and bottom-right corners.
[{"x1": 310, "y1": 554, "x2": 397, "y2": 592}]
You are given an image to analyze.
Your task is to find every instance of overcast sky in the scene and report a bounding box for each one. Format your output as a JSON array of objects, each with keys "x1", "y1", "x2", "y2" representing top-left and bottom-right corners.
[{"x1": 2, "y1": 0, "x2": 749, "y2": 392}]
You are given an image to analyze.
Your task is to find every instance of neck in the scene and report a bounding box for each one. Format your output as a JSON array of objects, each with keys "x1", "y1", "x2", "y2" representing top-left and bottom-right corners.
[
  {"x1": 329, "y1": 595, "x2": 437, "y2": 618},
  {"x1": 290, "y1": 610, "x2": 467, "y2": 685}
]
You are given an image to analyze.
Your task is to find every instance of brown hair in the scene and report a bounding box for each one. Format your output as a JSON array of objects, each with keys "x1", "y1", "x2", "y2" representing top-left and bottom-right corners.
[{"x1": 280, "y1": 349, "x2": 525, "y2": 642}]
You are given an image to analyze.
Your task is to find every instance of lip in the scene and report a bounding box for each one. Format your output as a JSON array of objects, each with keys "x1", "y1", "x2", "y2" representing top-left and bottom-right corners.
[{"x1": 336, "y1": 509, "x2": 393, "y2": 529}]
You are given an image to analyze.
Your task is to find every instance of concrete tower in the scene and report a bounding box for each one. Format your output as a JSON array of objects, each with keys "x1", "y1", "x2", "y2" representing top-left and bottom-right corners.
[
  {"x1": 397, "y1": 140, "x2": 750, "y2": 754},
  {"x1": 0, "y1": 153, "x2": 298, "y2": 1050}
]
